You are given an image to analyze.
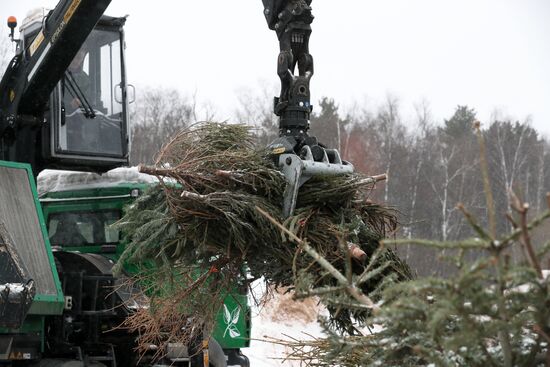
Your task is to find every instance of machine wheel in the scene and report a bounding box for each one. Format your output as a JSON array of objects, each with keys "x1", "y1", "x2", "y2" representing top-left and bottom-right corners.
[
  {"x1": 207, "y1": 338, "x2": 226, "y2": 367},
  {"x1": 189, "y1": 338, "x2": 226, "y2": 367},
  {"x1": 224, "y1": 349, "x2": 250, "y2": 367}
]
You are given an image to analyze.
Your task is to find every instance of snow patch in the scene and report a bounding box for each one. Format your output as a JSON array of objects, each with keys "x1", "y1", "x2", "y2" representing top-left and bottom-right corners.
[
  {"x1": 0, "y1": 283, "x2": 30, "y2": 301},
  {"x1": 37, "y1": 167, "x2": 158, "y2": 195},
  {"x1": 0, "y1": 283, "x2": 25, "y2": 294},
  {"x1": 247, "y1": 282, "x2": 326, "y2": 367}
]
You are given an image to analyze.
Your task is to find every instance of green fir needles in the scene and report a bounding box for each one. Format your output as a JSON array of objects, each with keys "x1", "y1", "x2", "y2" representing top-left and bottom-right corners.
[{"x1": 116, "y1": 122, "x2": 410, "y2": 351}]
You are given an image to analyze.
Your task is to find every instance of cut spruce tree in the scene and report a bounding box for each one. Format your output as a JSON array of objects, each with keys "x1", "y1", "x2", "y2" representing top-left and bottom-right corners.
[{"x1": 115, "y1": 122, "x2": 412, "y2": 354}]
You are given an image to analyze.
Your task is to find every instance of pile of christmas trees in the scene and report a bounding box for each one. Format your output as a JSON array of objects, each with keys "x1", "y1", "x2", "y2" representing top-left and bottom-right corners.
[{"x1": 116, "y1": 122, "x2": 411, "y2": 351}]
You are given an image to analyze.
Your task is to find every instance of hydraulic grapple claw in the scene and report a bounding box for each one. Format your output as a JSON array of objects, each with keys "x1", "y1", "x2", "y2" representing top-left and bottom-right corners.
[{"x1": 279, "y1": 146, "x2": 354, "y2": 217}]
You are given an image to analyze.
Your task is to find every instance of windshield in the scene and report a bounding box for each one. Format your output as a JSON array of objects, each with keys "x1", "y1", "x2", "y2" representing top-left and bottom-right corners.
[
  {"x1": 48, "y1": 210, "x2": 120, "y2": 247},
  {"x1": 56, "y1": 28, "x2": 125, "y2": 157}
]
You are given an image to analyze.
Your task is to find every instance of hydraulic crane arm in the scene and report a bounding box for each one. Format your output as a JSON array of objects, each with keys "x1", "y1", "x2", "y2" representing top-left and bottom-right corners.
[
  {"x1": 0, "y1": 0, "x2": 112, "y2": 130},
  {"x1": 262, "y1": 0, "x2": 354, "y2": 217},
  {"x1": 262, "y1": 0, "x2": 314, "y2": 138}
]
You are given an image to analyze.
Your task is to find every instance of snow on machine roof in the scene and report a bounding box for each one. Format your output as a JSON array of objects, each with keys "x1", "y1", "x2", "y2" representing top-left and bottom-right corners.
[{"x1": 37, "y1": 167, "x2": 158, "y2": 196}]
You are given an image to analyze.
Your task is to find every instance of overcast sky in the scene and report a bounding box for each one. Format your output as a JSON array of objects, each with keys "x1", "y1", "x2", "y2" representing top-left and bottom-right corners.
[{"x1": 2, "y1": 1, "x2": 550, "y2": 136}]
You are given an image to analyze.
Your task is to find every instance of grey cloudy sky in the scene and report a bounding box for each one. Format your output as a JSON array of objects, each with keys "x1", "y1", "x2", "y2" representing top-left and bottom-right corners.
[{"x1": 2, "y1": 1, "x2": 550, "y2": 136}]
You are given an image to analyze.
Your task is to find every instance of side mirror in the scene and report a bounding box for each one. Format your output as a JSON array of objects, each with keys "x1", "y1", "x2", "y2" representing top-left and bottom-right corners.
[
  {"x1": 127, "y1": 84, "x2": 135, "y2": 104},
  {"x1": 115, "y1": 84, "x2": 135, "y2": 104}
]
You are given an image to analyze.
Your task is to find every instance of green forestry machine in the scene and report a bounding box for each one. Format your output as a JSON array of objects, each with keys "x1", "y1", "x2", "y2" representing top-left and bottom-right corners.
[
  {"x1": 0, "y1": 0, "x2": 351, "y2": 365},
  {"x1": 0, "y1": 0, "x2": 250, "y2": 365}
]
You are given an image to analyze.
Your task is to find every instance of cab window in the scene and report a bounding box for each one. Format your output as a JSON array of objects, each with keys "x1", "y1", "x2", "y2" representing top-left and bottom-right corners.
[
  {"x1": 48, "y1": 210, "x2": 121, "y2": 247},
  {"x1": 55, "y1": 28, "x2": 125, "y2": 157}
]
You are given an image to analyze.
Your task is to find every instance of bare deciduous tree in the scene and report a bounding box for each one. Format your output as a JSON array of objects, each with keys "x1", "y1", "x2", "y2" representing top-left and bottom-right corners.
[
  {"x1": 0, "y1": 36, "x2": 14, "y2": 77},
  {"x1": 129, "y1": 85, "x2": 550, "y2": 276},
  {"x1": 130, "y1": 87, "x2": 194, "y2": 165},
  {"x1": 235, "y1": 82, "x2": 278, "y2": 146}
]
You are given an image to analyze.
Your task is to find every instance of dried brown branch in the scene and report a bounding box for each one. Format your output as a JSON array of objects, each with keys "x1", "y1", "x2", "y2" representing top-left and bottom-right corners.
[
  {"x1": 505, "y1": 212, "x2": 518, "y2": 229},
  {"x1": 499, "y1": 209, "x2": 550, "y2": 248},
  {"x1": 358, "y1": 174, "x2": 387, "y2": 185},
  {"x1": 509, "y1": 191, "x2": 543, "y2": 278},
  {"x1": 138, "y1": 164, "x2": 171, "y2": 177}
]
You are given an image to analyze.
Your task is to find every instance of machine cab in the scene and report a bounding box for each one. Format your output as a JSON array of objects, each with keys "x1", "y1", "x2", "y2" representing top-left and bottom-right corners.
[{"x1": 19, "y1": 12, "x2": 132, "y2": 171}]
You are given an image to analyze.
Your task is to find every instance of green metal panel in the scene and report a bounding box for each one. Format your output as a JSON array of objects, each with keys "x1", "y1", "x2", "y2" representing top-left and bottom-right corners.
[
  {"x1": 0, "y1": 161, "x2": 64, "y2": 316},
  {"x1": 0, "y1": 315, "x2": 44, "y2": 334},
  {"x1": 212, "y1": 294, "x2": 250, "y2": 349},
  {"x1": 39, "y1": 182, "x2": 252, "y2": 349},
  {"x1": 0, "y1": 315, "x2": 45, "y2": 351}
]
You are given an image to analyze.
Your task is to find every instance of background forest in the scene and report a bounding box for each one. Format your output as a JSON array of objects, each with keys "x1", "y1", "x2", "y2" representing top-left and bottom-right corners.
[
  {"x1": 0, "y1": 37, "x2": 547, "y2": 276},
  {"x1": 130, "y1": 87, "x2": 550, "y2": 276}
]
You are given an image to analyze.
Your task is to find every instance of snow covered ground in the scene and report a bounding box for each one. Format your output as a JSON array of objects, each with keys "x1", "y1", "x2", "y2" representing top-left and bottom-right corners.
[{"x1": 247, "y1": 283, "x2": 326, "y2": 367}]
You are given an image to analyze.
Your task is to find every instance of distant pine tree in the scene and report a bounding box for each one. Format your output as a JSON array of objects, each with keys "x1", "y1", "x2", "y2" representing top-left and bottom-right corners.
[
  {"x1": 310, "y1": 97, "x2": 343, "y2": 149},
  {"x1": 440, "y1": 106, "x2": 477, "y2": 141}
]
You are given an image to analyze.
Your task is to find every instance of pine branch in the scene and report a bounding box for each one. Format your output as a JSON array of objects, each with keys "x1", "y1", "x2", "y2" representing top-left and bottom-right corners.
[
  {"x1": 256, "y1": 206, "x2": 380, "y2": 312},
  {"x1": 358, "y1": 174, "x2": 387, "y2": 185},
  {"x1": 500, "y1": 209, "x2": 550, "y2": 248},
  {"x1": 457, "y1": 202, "x2": 493, "y2": 241},
  {"x1": 293, "y1": 285, "x2": 347, "y2": 300}
]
